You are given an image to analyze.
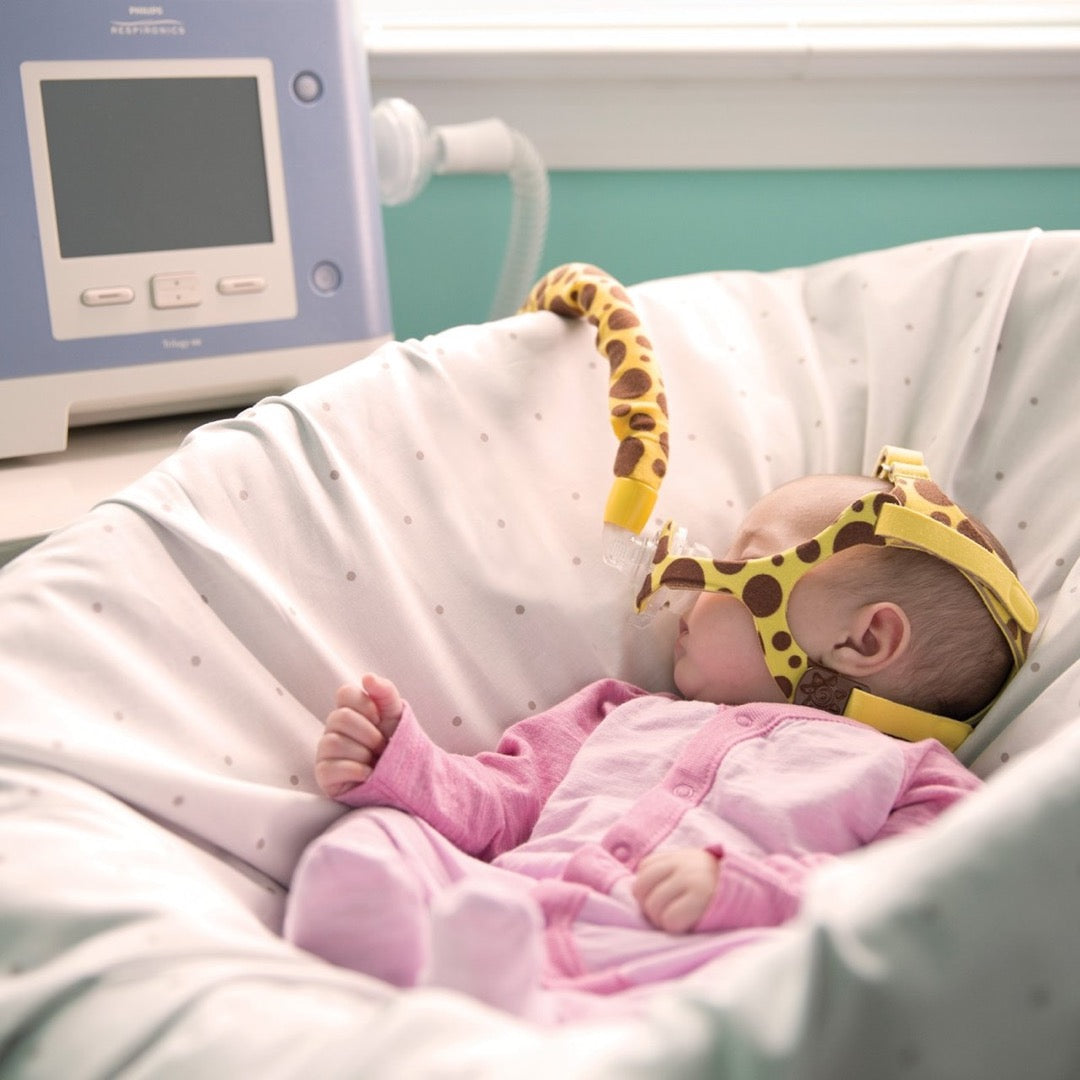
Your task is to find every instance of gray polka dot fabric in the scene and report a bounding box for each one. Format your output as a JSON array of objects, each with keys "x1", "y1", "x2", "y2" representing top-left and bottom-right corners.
[{"x1": 1, "y1": 229, "x2": 1079, "y2": 1074}]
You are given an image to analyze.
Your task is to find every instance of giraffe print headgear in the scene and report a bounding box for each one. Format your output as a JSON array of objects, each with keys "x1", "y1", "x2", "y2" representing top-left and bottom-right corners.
[
  {"x1": 637, "y1": 447, "x2": 1038, "y2": 750},
  {"x1": 522, "y1": 266, "x2": 1038, "y2": 751}
]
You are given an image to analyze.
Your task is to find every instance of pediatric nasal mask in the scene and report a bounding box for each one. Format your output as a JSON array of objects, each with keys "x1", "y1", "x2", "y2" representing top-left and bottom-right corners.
[{"x1": 610, "y1": 447, "x2": 1038, "y2": 751}]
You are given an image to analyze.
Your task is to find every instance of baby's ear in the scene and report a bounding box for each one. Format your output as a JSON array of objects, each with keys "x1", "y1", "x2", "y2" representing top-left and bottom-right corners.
[{"x1": 827, "y1": 602, "x2": 911, "y2": 677}]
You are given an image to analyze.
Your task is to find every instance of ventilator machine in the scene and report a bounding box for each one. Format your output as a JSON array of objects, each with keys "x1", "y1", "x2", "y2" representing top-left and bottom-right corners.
[{"x1": 1, "y1": 0, "x2": 548, "y2": 459}]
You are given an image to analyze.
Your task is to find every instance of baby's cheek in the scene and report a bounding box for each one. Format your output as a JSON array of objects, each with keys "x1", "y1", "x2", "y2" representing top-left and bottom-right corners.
[
  {"x1": 686, "y1": 595, "x2": 787, "y2": 704},
  {"x1": 742, "y1": 648, "x2": 789, "y2": 704},
  {"x1": 785, "y1": 573, "x2": 835, "y2": 661}
]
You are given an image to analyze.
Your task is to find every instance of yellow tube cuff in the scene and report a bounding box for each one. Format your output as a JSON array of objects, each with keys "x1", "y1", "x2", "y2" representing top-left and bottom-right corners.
[{"x1": 604, "y1": 478, "x2": 658, "y2": 535}]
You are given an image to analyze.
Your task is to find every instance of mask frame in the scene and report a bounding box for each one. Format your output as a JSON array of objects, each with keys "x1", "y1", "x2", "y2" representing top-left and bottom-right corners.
[{"x1": 636, "y1": 447, "x2": 1038, "y2": 751}]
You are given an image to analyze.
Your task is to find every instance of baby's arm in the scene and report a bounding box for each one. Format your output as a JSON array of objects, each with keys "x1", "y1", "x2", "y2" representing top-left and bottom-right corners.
[
  {"x1": 315, "y1": 673, "x2": 403, "y2": 799},
  {"x1": 633, "y1": 849, "x2": 721, "y2": 934},
  {"x1": 323, "y1": 677, "x2": 644, "y2": 862},
  {"x1": 637, "y1": 742, "x2": 982, "y2": 934}
]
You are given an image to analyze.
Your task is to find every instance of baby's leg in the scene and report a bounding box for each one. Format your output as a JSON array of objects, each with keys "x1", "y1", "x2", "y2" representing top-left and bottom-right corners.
[{"x1": 285, "y1": 806, "x2": 463, "y2": 986}]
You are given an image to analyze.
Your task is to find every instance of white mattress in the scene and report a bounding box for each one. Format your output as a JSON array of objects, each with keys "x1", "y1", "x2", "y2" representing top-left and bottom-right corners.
[{"x1": 2, "y1": 228, "x2": 1079, "y2": 1076}]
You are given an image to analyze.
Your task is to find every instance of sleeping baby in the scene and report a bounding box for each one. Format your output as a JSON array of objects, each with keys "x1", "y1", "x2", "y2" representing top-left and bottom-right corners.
[{"x1": 284, "y1": 452, "x2": 1035, "y2": 1022}]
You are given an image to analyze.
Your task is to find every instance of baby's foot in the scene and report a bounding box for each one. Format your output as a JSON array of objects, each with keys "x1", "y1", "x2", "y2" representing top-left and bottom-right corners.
[
  {"x1": 285, "y1": 834, "x2": 426, "y2": 986},
  {"x1": 423, "y1": 879, "x2": 544, "y2": 1016}
]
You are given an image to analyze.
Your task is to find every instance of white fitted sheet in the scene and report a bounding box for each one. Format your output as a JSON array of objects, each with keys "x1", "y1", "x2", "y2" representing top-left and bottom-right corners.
[{"x1": 1, "y1": 228, "x2": 1078, "y2": 1076}]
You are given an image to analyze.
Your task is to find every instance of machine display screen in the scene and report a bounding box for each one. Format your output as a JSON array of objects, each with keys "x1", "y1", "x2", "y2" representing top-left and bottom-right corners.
[{"x1": 40, "y1": 76, "x2": 274, "y2": 258}]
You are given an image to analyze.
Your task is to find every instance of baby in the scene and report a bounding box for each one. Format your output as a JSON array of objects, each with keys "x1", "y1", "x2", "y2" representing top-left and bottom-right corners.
[{"x1": 285, "y1": 458, "x2": 1034, "y2": 1020}]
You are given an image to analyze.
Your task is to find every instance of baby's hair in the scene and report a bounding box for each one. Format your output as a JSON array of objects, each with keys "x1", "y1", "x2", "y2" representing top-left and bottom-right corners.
[{"x1": 844, "y1": 525, "x2": 1016, "y2": 721}]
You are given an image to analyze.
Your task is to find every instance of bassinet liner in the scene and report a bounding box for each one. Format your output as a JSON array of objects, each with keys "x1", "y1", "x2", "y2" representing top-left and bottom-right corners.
[{"x1": 1, "y1": 229, "x2": 1078, "y2": 1077}]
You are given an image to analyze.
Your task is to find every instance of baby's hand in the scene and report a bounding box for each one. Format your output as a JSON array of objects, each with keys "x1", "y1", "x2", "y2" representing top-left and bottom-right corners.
[
  {"x1": 315, "y1": 673, "x2": 404, "y2": 799},
  {"x1": 632, "y1": 849, "x2": 720, "y2": 934}
]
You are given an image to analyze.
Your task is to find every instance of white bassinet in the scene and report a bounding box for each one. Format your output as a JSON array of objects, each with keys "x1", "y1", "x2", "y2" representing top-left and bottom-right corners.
[{"x1": 2, "y1": 228, "x2": 1079, "y2": 1077}]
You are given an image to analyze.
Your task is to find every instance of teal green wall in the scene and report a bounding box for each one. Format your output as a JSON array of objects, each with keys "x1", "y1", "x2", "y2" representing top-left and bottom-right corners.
[{"x1": 381, "y1": 168, "x2": 1080, "y2": 341}]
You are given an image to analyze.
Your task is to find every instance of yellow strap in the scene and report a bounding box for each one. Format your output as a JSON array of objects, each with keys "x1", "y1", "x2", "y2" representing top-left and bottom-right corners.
[
  {"x1": 845, "y1": 688, "x2": 973, "y2": 752},
  {"x1": 877, "y1": 503, "x2": 1039, "y2": 636},
  {"x1": 876, "y1": 445, "x2": 931, "y2": 480}
]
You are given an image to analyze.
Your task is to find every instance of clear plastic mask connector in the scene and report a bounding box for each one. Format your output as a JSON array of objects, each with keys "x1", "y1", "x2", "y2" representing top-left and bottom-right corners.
[{"x1": 603, "y1": 522, "x2": 711, "y2": 625}]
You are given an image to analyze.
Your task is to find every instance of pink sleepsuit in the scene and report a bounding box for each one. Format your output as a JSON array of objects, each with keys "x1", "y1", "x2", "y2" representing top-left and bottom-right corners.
[{"x1": 285, "y1": 679, "x2": 981, "y2": 1016}]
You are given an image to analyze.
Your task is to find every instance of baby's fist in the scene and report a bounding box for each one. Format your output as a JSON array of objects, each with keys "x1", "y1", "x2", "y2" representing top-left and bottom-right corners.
[{"x1": 632, "y1": 849, "x2": 719, "y2": 934}]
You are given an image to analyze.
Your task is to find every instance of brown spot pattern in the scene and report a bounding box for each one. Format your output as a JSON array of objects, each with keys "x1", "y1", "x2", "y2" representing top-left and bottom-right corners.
[
  {"x1": 958, "y1": 517, "x2": 994, "y2": 551},
  {"x1": 520, "y1": 263, "x2": 669, "y2": 498},
  {"x1": 915, "y1": 479, "x2": 952, "y2": 506},
  {"x1": 608, "y1": 308, "x2": 641, "y2": 331},
  {"x1": 742, "y1": 574, "x2": 783, "y2": 618},
  {"x1": 834, "y1": 520, "x2": 881, "y2": 551},
  {"x1": 611, "y1": 369, "x2": 652, "y2": 400},
  {"x1": 712, "y1": 559, "x2": 747, "y2": 575},
  {"x1": 660, "y1": 558, "x2": 706, "y2": 591},
  {"x1": 614, "y1": 437, "x2": 645, "y2": 478}
]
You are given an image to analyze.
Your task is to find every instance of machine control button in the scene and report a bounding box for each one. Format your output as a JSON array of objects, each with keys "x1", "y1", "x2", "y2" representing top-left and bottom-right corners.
[
  {"x1": 151, "y1": 273, "x2": 202, "y2": 310},
  {"x1": 311, "y1": 261, "x2": 342, "y2": 295},
  {"x1": 81, "y1": 286, "x2": 135, "y2": 307},
  {"x1": 217, "y1": 275, "x2": 267, "y2": 296},
  {"x1": 292, "y1": 71, "x2": 324, "y2": 104}
]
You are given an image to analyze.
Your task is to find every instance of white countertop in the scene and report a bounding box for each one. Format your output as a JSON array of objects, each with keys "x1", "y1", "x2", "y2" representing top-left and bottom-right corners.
[{"x1": 0, "y1": 410, "x2": 231, "y2": 563}]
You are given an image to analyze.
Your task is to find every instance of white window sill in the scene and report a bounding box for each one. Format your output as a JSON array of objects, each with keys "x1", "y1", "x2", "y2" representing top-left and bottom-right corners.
[{"x1": 365, "y1": 26, "x2": 1080, "y2": 168}]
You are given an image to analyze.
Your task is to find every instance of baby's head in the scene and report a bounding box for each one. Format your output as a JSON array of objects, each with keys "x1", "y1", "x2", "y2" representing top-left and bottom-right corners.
[{"x1": 669, "y1": 462, "x2": 1034, "y2": 744}]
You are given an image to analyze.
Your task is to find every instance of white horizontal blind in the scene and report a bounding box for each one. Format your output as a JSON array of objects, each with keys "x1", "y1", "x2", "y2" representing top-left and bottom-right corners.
[
  {"x1": 359, "y1": 1, "x2": 1080, "y2": 31},
  {"x1": 360, "y1": 0, "x2": 1080, "y2": 169}
]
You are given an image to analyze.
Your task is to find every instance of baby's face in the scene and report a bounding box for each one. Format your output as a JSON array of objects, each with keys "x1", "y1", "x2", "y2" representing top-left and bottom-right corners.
[
  {"x1": 672, "y1": 473, "x2": 889, "y2": 705},
  {"x1": 672, "y1": 590, "x2": 786, "y2": 705}
]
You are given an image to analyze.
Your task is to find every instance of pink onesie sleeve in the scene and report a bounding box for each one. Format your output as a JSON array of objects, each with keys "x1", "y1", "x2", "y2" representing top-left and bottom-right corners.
[
  {"x1": 338, "y1": 678, "x2": 646, "y2": 861},
  {"x1": 694, "y1": 736, "x2": 982, "y2": 933}
]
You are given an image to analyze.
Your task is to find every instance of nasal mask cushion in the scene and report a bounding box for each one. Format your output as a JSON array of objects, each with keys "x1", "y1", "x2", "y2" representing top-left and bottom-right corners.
[{"x1": 636, "y1": 447, "x2": 1038, "y2": 750}]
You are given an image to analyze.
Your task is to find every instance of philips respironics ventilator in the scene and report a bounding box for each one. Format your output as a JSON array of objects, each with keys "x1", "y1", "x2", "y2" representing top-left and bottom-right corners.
[
  {"x1": 520, "y1": 264, "x2": 1038, "y2": 752},
  {"x1": 1, "y1": 0, "x2": 548, "y2": 459}
]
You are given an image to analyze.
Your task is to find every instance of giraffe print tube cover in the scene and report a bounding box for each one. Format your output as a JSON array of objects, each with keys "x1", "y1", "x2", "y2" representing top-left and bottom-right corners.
[{"x1": 522, "y1": 263, "x2": 669, "y2": 534}]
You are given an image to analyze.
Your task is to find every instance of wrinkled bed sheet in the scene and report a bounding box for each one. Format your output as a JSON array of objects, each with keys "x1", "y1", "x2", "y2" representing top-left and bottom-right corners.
[{"x1": 2, "y1": 228, "x2": 1079, "y2": 1077}]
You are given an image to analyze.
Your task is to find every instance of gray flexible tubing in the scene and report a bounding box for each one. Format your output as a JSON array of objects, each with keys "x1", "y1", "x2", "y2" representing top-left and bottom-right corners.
[
  {"x1": 487, "y1": 129, "x2": 550, "y2": 320},
  {"x1": 371, "y1": 99, "x2": 549, "y2": 321}
]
